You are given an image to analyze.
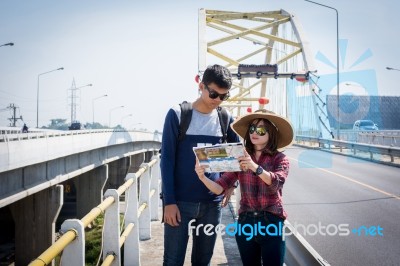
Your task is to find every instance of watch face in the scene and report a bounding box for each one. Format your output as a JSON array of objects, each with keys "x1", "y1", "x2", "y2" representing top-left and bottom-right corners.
[{"x1": 256, "y1": 166, "x2": 263, "y2": 175}]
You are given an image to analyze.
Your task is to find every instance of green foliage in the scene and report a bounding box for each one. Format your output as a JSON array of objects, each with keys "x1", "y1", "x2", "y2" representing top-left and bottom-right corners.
[
  {"x1": 86, "y1": 122, "x2": 109, "y2": 129},
  {"x1": 43, "y1": 118, "x2": 69, "y2": 130},
  {"x1": 85, "y1": 214, "x2": 104, "y2": 265}
]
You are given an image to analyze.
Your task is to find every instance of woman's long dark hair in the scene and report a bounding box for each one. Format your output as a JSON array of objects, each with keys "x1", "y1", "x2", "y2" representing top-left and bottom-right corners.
[{"x1": 244, "y1": 118, "x2": 278, "y2": 156}]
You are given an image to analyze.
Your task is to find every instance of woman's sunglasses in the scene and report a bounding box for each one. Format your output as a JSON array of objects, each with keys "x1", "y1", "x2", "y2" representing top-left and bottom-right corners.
[
  {"x1": 249, "y1": 124, "x2": 268, "y2": 136},
  {"x1": 204, "y1": 84, "x2": 230, "y2": 101}
]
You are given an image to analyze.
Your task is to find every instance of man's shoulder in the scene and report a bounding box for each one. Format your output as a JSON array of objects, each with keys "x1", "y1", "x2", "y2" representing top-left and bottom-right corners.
[
  {"x1": 170, "y1": 102, "x2": 194, "y2": 123},
  {"x1": 164, "y1": 105, "x2": 181, "y2": 121}
]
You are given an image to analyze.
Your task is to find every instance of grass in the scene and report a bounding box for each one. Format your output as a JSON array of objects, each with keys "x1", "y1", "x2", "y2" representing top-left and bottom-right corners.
[{"x1": 85, "y1": 214, "x2": 104, "y2": 266}]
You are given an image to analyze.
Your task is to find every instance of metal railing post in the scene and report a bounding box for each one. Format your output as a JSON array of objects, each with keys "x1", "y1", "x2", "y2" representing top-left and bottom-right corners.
[
  {"x1": 150, "y1": 155, "x2": 160, "y2": 221},
  {"x1": 139, "y1": 163, "x2": 151, "y2": 240},
  {"x1": 103, "y1": 189, "x2": 121, "y2": 266},
  {"x1": 124, "y1": 173, "x2": 141, "y2": 265},
  {"x1": 60, "y1": 219, "x2": 85, "y2": 265}
]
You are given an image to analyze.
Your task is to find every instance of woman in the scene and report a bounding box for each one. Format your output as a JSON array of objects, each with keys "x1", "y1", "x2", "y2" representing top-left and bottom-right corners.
[{"x1": 195, "y1": 109, "x2": 293, "y2": 266}]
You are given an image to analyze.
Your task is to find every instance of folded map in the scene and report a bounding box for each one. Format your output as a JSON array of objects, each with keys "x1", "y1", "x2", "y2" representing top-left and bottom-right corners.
[{"x1": 193, "y1": 142, "x2": 244, "y2": 172}]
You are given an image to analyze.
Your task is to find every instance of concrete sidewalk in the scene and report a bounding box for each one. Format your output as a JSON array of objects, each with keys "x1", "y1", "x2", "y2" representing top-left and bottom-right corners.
[{"x1": 139, "y1": 202, "x2": 242, "y2": 266}]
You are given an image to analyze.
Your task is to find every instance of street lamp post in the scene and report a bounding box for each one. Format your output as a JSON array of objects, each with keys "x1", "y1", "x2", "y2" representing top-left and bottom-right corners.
[
  {"x1": 386, "y1": 67, "x2": 400, "y2": 72},
  {"x1": 0, "y1": 42, "x2": 14, "y2": 47},
  {"x1": 305, "y1": 0, "x2": 340, "y2": 139},
  {"x1": 109, "y1": 106, "x2": 124, "y2": 127},
  {"x1": 130, "y1": 122, "x2": 143, "y2": 129},
  {"x1": 92, "y1": 94, "x2": 108, "y2": 125},
  {"x1": 36, "y1": 67, "x2": 64, "y2": 128},
  {"x1": 121, "y1": 114, "x2": 133, "y2": 127}
]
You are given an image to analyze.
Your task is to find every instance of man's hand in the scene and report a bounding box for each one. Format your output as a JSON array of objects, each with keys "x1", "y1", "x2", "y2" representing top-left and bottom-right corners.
[
  {"x1": 222, "y1": 186, "x2": 235, "y2": 207},
  {"x1": 164, "y1": 204, "x2": 181, "y2": 226}
]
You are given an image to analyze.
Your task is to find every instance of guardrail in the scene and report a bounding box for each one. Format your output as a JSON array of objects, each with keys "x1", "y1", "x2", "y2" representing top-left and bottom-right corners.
[
  {"x1": 339, "y1": 130, "x2": 400, "y2": 147},
  {"x1": 28, "y1": 155, "x2": 160, "y2": 266},
  {"x1": 0, "y1": 128, "x2": 161, "y2": 143},
  {"x1": 284, "y1": 221, "x2": 331, "y2": 266},
  {"x1": 296, "y1": 135, "x2": 400, "y2": 163}
]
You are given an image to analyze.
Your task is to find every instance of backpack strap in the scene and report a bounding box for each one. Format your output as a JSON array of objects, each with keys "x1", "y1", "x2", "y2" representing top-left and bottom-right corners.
[
  {"x1": 178, "y1": 101, "x2": 193, "y2": 141},
  {"x1": 217, "y1": 106, "x2": 229, "y2": 143}
]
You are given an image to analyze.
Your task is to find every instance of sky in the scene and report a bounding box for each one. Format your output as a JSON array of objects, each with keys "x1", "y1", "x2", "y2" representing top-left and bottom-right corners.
[{"x1": 1, "y1": 0, "x2": 399, "y2": 132}]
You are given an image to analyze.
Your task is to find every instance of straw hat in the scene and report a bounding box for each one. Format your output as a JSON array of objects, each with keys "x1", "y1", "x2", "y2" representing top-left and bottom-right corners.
[{"x1": 231, "y1": 109, "x2": 294, "y2": 149}]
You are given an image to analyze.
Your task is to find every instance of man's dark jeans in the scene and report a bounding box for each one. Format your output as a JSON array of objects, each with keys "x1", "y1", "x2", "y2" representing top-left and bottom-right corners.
[{"x1": 163, "y1": 201, "x2": 222, "y2": 266}]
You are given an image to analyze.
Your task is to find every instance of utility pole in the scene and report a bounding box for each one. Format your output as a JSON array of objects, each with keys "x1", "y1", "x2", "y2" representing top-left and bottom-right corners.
[
  {"x1": 67, "y1": 79, "x2": 92, "y2": 125},
  {"x1": 68, "y1": 78, "x2": 78, "y2": 124},
  {"x1": 7, "y1": 103, "x2": 23, "y2": 127}
]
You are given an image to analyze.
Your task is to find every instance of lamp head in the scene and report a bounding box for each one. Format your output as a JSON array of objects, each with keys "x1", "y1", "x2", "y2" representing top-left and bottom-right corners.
[{"x1": 1, "y1": 42, "x2": 14, "y2": 46}]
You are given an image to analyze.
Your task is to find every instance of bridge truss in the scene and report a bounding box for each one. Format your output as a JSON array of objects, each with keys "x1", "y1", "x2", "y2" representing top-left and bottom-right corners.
[{"x1": 198, "y1": 9, "x2": 333, "y2": 139}]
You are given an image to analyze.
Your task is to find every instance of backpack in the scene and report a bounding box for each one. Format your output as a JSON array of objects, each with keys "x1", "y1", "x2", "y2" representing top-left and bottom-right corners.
[{"x1": 178, "y1": 101, "x2": 229, "y2": 143}]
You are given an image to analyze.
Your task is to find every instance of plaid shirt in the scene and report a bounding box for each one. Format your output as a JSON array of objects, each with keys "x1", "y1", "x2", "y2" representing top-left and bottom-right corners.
[{"x1": 216, "y1": 151, "x2": 290, "y2": 219}]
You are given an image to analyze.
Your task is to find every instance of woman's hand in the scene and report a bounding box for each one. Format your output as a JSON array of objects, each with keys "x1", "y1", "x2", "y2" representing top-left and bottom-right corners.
[{"x1": 238, "y1": 150, "x2": 258, "y2": 172}]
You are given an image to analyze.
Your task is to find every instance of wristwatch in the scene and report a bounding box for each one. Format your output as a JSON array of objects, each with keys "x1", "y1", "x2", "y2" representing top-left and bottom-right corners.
[{"x1": 255, "y1": 165, "x2": 263, "y2": 176}]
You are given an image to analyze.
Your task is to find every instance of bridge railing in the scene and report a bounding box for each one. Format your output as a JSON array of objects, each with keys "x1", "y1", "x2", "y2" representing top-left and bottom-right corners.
[
  {"x1": 28, "y1": 154, "x2": 160, "y2": 266},
  {"x1": 296, "y1": 135, "x2": 400, "y2": 163},
  {"x1": 0, "y1": 128, "x2": 161, "y2": 143},
  {"x1": 339, "y1": 130, "x2": 400, "y2": 147}
]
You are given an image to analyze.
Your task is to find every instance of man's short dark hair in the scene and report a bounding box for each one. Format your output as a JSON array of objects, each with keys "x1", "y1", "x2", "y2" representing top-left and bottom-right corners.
[{"x1": 202, "y1": 64, "x2": 232, "y2": 90}]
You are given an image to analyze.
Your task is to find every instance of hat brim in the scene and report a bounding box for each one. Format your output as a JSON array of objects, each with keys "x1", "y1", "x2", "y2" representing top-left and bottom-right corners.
[{"x1": 231, "y1": 112, "x2": 294, "y2": 149}]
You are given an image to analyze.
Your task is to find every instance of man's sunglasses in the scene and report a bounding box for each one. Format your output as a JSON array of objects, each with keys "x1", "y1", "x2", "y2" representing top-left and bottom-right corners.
[
  {"x1": 204, "y1": 84, "x2": 230, "y2": 101},
  {"x1": 249, "y1": 124, "x2": 268, "y2": 136}
]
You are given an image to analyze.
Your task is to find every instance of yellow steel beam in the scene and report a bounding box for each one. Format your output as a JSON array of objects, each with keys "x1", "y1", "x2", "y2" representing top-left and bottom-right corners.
[
  {"x1": 207, "y1": 17, "x2": 290, "y2": 47},
  {"x1": 207, "y1": 18, "x2": 300, "y2": 48},
  {"x1": 260, "y1": 25, "x2": 278, "y2": 101},
  {"x1": 206, "y1": 11, "x2": 285, "y2": 21},
  {"x1": 229, "y1": 98, "x2": 266, "y2": 102},
  {"x1": 229, "y1": 81, "x2": 262, "y2": 101},
  {"x1": 230, "y1": 82, "x2": 253, "y2": 92},
  {"x1": 246, "y1": 17, "x2": 275, "y2": 23},
  {"x1": 249, "y1": 29, "x2": 301, "y2": 48},
  {"x1": 275, "y1": 49, "x2": 302, "y2": 65},
  {"x1": 222, "y1": 104, "x2": 252, "y2": 108},
  {"x1": 207, "y1": 23, "x2": 267, "y2": 46},
  {"x1": 207, "y1": 48, "x2": 239, "y2": 66}
]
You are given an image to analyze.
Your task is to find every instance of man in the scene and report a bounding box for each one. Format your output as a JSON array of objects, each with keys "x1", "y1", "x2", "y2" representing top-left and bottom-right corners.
[
  {"x1": 161, "y1": 64, "x2": 239, "y2": 266},
  {"x1": 22, "y1": 124, "x2": 28, "y2": 133}
]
